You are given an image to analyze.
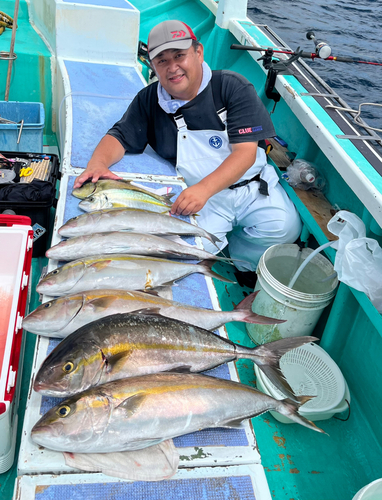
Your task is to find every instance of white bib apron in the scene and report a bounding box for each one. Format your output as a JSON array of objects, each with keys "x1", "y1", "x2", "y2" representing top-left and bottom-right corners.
[{"x1": 174, "y1": 110, "x2": 302, "y2": 271}]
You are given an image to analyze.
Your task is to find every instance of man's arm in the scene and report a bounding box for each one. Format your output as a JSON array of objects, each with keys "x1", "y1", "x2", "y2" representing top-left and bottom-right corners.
[
  {"x1": 171, "y1": 142, "x2": 258, "y2": 216},
  {"x1": 73, "y1": 135, "x2": 126, "y2": 189}
]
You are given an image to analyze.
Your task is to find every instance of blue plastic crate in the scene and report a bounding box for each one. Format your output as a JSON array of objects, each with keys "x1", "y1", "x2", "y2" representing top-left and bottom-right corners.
[{"x1": 0, "y1": 101, "x2": 45, "y2": 153}]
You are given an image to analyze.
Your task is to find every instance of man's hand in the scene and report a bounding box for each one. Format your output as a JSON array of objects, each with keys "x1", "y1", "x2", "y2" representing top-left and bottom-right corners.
[
  {"x1": 170, "y1": 184, "x2": 211, "y2": 216},
  {"x1": 73, "y1": 165, "x2": 121, "y2": 189}
]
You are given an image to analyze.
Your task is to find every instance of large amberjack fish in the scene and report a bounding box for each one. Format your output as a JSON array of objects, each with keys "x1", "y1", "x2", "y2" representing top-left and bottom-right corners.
[
  {"x1": 36, "y1": 255, "x2": 235, "y2": 297},
  {"x1": 31, "y1": 373, "x2": 324, "y2": 454},
  {"x1": 33, "y1": 311, "x2": 303, "y2": 398},
  {"x1": 72, "y1": 179, "x2": 174, "y2": 205},
  {"x1": 79, "y1": 189, "x2": 173, "y2": 214},
  {"x1": 23, "y1": 290, "x2": 279, "y2": 338},
  {"x1": 58, "y1": 208, "x2": 221, "y2": 248},
  {"x1": 46, "y1": 231, "x2": 230, "y2": 262}
]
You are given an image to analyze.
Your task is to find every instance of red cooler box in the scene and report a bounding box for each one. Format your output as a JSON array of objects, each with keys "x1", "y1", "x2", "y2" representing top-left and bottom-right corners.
[{"x1": 0, "y1": 215, "x2": 33, "y2": 473}]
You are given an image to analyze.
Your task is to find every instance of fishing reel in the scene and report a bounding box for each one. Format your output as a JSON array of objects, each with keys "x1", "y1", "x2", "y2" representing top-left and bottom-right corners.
[
  {"x1": 306, "y1": 31, "x2": 332, "y2": 59},
  {"x1": 257, "y1": 47, "x2": 303, "y2": 106}
]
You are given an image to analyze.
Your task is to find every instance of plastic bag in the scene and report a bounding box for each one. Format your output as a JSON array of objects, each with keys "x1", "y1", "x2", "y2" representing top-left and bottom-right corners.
[
  {"x1": 327, "y1": 210, "x2": 382, "y2": 312},
  {"x1": 281, "y1": 159, "x2": 326, "y2": 192}
]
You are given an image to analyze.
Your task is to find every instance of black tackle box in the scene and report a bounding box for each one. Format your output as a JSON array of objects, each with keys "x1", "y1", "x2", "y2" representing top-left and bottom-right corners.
[{"x1": 0, "y1": 151, "x2": 60, "y2": 257}]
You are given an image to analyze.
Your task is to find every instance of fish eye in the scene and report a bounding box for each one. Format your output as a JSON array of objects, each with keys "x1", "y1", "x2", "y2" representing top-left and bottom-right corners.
[
  {"x1": 57, "y1": 405, "x2": 71, "y2": 418},
  {"x1": 52, "y1": 269, "x2": 60, "y2": 275},
  {"x1": 63, "y1": 361, "x2": 74, "y2": 373},
  {"x1": 43, "y1": 302, "x2": 52, "y2": 308},
  {"x1": 88, "y1": 197, "x2": 94, "y2": 202}
]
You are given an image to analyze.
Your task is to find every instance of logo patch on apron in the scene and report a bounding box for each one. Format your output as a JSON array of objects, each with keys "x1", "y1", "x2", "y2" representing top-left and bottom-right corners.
[{"x1": 209, "y1": 136, "x2": 223, "y2": 149}]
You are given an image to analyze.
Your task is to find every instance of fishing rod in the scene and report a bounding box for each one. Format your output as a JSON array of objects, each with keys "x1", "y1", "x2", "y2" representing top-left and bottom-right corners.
[{"x1": 230, "y1": 31, "x2": 382, "y2": 66}]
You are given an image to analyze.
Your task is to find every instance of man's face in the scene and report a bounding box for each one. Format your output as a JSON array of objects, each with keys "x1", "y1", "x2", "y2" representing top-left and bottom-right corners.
[{"x1": 151, "y1": 45, "x2": 204, "y2": 101}]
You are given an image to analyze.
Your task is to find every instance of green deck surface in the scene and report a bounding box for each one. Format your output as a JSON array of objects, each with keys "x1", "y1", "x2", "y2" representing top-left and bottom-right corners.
[{"x1": 211, "y1": 263, "x2": 382, "y2": 500}]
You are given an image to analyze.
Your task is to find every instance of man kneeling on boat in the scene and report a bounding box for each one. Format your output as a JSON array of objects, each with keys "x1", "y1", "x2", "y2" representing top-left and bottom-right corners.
[{"x1": 74, "y1": 20, "x2": 301, "y2": 278}]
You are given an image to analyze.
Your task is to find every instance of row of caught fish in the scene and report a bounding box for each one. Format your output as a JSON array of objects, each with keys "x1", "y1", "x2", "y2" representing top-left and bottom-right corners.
[
  {"x1": 29, "y1": 179, "x2": 325, "y2": 476},
  {"x1": 31, "y1": 311, "x2": 324, "y2": 458}
]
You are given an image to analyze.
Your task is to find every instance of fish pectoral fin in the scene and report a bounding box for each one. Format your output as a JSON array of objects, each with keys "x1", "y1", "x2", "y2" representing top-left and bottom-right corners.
[
  {"x1": 88, "y1": 260, "x2": 113, "y2": 271},
  {"x1": 88, "y1": 296, "x2": 119, "y2": 311},
  {"x1": 63, "y1": 439, "x2": 179, "y2": 481},
  {"x1": 117, "y1": 393, "x2": 147, "y2": 417},
  {"x1": 106, "y1": 350, "x2": 132, "y2": 373}
]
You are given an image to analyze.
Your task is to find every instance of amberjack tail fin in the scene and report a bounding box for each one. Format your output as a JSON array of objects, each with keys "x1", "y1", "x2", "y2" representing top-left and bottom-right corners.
[
  {"x1": 162, "y1": 193, "x2": 175, "y2": 206},
  {"x1": 276, "y1": 396, "x2": 326, "y2": 434},
  {"x1": 199, "y1": 260, "x2": 236, "y2": 284},
  {"x1": 241, "y1": 336, "x2": 318, "y2": 401},
  {"x1": 234, "y1": 291, "x2": 287, "y2": 325},
  {"x1": 206, "y1": 231, "x2": 222, "y2": 250}
]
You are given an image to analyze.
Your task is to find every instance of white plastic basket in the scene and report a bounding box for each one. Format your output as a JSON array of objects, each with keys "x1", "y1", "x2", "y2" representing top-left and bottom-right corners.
[
  {"x1": 255, "y1": 363, "x2": 350, "y2": 422},
  {"x1": 256, "y1": 343, "x2": 346, "y2": 413}
]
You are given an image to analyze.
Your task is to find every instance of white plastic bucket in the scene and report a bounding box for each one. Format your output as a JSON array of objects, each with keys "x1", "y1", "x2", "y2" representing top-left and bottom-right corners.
[
  {"x1": 352, "y1": 479, "x2": 382, "y2": 500},
  {"x1": 246, "y1": 244, "x2": 338, "y2": 345}
]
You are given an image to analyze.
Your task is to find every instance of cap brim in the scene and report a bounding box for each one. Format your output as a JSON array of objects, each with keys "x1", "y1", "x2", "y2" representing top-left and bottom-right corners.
[{"x1": 149, "y1": 39, "x2": 192, "y2": 60}]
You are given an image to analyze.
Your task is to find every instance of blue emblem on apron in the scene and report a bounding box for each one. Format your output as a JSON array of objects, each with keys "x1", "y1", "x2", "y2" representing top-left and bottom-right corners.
[{"x1": 209, "y1": 136, "x2": 223, "y2": 149}]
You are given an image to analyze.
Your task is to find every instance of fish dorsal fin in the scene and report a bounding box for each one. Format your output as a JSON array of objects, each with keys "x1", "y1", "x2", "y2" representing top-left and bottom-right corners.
[
  {"x1": 87, "y1": 295, "x2": 119, "y2": 311},
  {"x1": 166, "y1": 365, "x2": 193, "y2": 373},
  {"x1": 142, "y1": 290, "x2": 160, "y2": 297},
  {"x1": 117, "y1": 393, "x2": 146, "y2": 417},
  {"x1": 88, "y1": 260, "x2": 113, "y2": 271},
  {"x1": 220, "y1": 417, "x2": 246, "y2": 429}
]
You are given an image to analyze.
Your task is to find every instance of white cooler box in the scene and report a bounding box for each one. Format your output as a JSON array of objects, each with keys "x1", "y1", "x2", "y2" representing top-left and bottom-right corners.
[{"x1": 0, "y1": 214, "x2": 33, "y2": 473}]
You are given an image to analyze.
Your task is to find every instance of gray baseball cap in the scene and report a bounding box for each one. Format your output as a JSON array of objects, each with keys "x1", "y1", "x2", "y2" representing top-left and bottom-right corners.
[{"x1": 147, "y1": 20, "x2": 197, "y2": 60}]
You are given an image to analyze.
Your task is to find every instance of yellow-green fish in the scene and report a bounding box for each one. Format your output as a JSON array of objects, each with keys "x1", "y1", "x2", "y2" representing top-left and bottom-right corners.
[
  {"x1": 31, "y1": 372, "x2": 324, "y2": 454},
  {"x1": 78, "y1": 189, "x2": 173, "y2": 213}
]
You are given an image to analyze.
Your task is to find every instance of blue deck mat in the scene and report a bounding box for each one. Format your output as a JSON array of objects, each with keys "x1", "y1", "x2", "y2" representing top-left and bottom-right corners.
[
  {"x1": 34, "y1": 475, "x2": 256, "y2": 500},
  {"x1": 64, "y1": 60, "x2": 175, "y2": 175}
]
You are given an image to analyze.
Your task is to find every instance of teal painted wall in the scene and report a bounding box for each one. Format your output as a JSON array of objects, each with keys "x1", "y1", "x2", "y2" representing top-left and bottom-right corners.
[{"x1": 0, "y1": 0, "x2": 54, "y2": 145}]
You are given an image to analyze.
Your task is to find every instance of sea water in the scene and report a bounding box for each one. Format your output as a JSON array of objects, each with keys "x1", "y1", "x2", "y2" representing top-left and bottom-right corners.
[{"x1": 248, "y1": 0, "x2": 382, "y2": 131}]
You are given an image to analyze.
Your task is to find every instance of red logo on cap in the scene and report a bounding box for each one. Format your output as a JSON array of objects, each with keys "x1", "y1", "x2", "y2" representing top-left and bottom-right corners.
[{"x1": 171, "y1": 30, "x2": 186, "y2": 38}]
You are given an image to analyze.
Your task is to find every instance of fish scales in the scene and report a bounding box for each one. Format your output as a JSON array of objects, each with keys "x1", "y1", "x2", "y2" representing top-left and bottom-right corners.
[
  {"x1": 46, "y1": 231, "x2": 227, "y2": 262},
  {"x1": 78, "y1": 189, "x2": 172, "y2": 213},
  {"x1": 33, "y1": 311, "x2": 315, "y2": 400},
  {"x1": 72, "y1": 179, "x2": 174, "y2": 206},
  {"x1": 23, "y1": 289, "x2": 284, "y2": 338},
  {"x1": 58, "y1": 208, "x2": 220, "y2": 247},
  {"x1": 31, "y1": 372, "x2": 324, "y2": 454},
  {"x1": 36, "y1": 255, "x2": 234, "y2": 296}
]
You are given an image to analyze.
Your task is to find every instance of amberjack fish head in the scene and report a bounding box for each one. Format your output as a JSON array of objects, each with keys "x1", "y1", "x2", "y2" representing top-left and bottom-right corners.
[
  {"x1": 33, "y1": 335, "x2": 103, "y2": 397},
  {"x1": 58, "y1": 212, "x2": 97, "y2": 237},
  {"x1": 72, "y1": 181, "x2": 97, "y2": 199},
  {"x1": 46, "y1": 235, "x2": 92, "y2": 261},
  {"x1": 31, "y1": 391, "x2": 111, "y2": 452},
  {"x1": 36, "y1": 261, "x2": 86, "y2": 296},
  {"x1": 79, "y1": 193, "x2": 108, "y2": 212},
  {"x1": 23, "y1": 295, "x2": 84, "y2": 334}
]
